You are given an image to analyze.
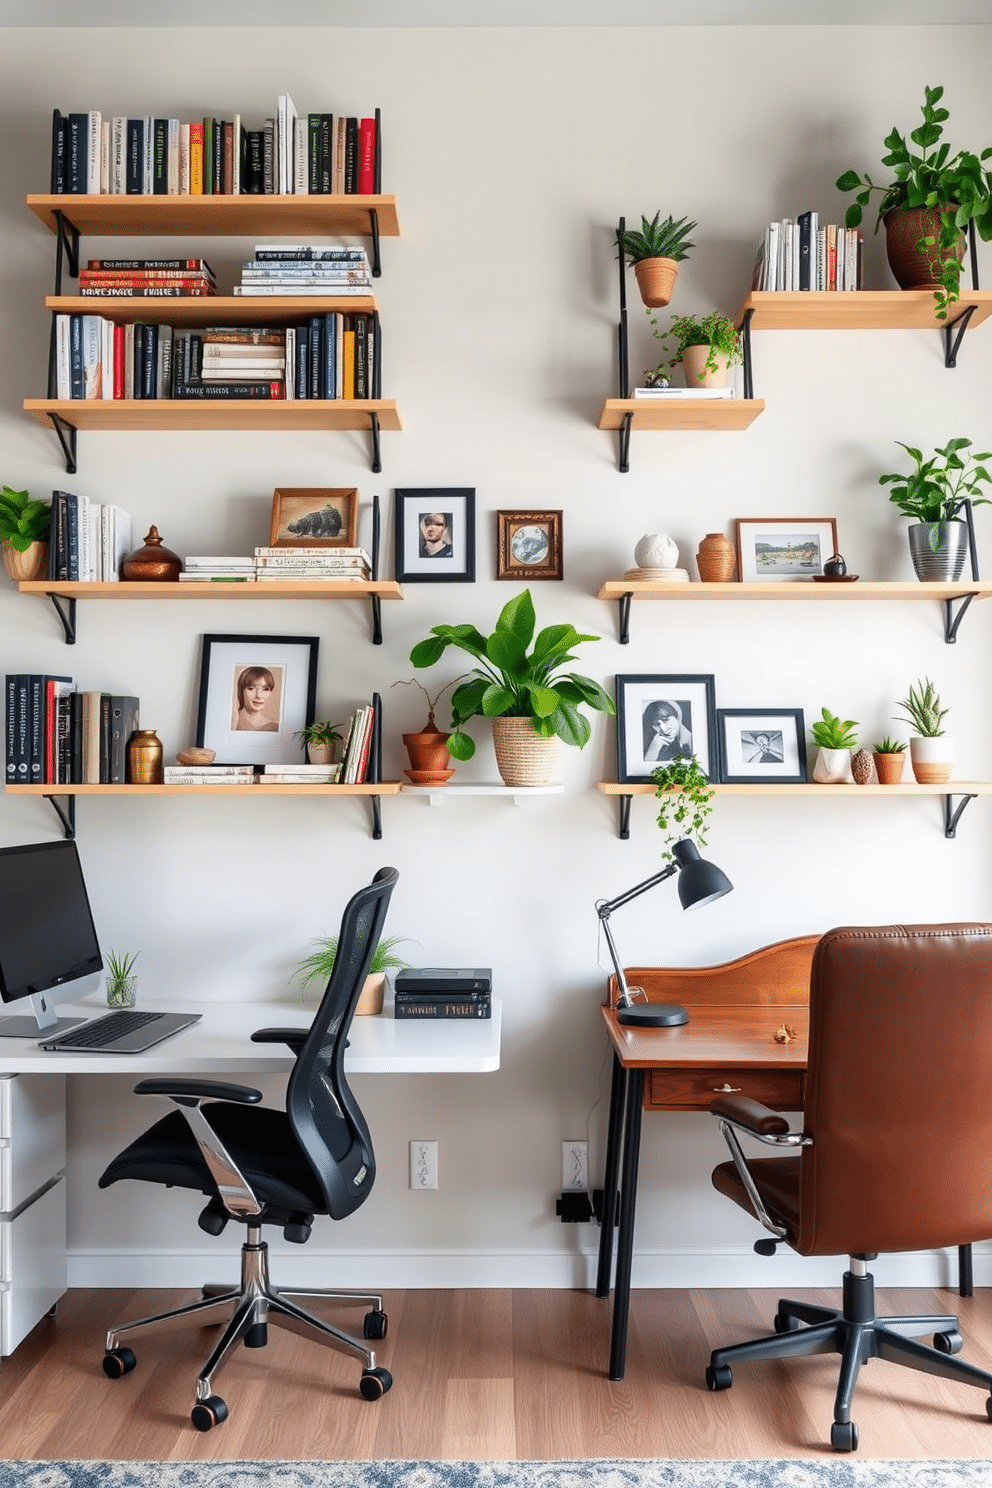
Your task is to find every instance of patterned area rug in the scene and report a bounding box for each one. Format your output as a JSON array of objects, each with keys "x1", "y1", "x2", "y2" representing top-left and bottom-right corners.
[{"x1": 0, "y1": 1464, "x2": 988, "y2": 1488}]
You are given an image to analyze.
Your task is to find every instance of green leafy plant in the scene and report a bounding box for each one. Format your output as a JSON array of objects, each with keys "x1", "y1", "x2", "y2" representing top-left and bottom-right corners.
[
  {"x1": 618, "y1": 212, "x2": 696, "y2": 265},
  {"x1": 872, "y1": 736, "x2": 907, "y2": 754},
  {"x1": 295, "y1": 933, "x2": 414, "y2": 992},
  {"x1": 0, "y1": 486, "x2": 51, "y2": 552},
  {"x1": 296, "y1": 719, "x2": 345, "y2": 748},
  {"x1": 894, "y1": 677, "x2": 948, "y2": 737},
  {"x1": 105, "y1": 948, "x2": 138, "y2": 1007},
  {"x1": 646, "y1": 310, "x2": 743, "y2": 384},
  {"x1": 836, "y1": 84, "x2": 992, "y2": 320},
  {"x1": 651, "y1": 754, "x2": 715, "y2": 858},
  {"x1": 811, "y1": 708, "x2": 859, "y2": 750},
  {"x1": 878, "y1": 437, "x2": 992, "y2": 551},
  {"x1": 409, "y1": 589, "x2": 615, "y2": 761}
]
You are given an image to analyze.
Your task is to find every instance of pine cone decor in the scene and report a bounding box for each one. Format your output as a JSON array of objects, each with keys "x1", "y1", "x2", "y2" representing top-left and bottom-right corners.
[{"x1": 851, "y1": 748, "x2": 873, "y2": 785}]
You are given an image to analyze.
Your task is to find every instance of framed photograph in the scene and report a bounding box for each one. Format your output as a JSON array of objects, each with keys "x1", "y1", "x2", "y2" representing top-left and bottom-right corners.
[
  {"x1": 717, "y1": 708, "x2": 808, "y2": 784},
  {"x1": 394, "y1": 488, "x2": 476, "y2": 583},
  {"x1": 735, "y1": 517, "x2": 839, "y2": 582},
  {"x1": 195, "y1": 634, "x2": 319, "y2": 767},
  {"x1": 496, "y1": 510, "x2": 563, "y2": 581},
  {"x1": 615, "y1": 674, "x2": 717, "y2": 783},
  {"x1": 270, "y1": 488, "x2": 358, "y2": 548}
]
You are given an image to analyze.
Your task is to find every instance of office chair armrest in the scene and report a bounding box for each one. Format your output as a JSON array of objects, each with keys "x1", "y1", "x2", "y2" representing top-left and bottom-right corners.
[
  {"x1": 133, "y1": 1078, "x2": 263, "y2": 1104},
  {"x1": 250, "y1": 1026, "x2": 309, "y2": 1054},
  {"x1": 711, "y1": 1093, "x2": 794, "y2": 1141}
]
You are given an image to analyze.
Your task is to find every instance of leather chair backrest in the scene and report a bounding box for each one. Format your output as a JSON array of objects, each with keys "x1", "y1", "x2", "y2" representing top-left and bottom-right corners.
[
  {"x1": 286, "y1": 866, "x2": 398, "y2": 1221},
  {"x1": 798, "y1": 922, "x2": 992, "y2": 1257}
]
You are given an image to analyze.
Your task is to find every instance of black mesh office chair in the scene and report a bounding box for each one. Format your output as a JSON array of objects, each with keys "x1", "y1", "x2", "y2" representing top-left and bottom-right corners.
[{"x1": 99, "y1": 866, "x2": 399, "y2": 1432}]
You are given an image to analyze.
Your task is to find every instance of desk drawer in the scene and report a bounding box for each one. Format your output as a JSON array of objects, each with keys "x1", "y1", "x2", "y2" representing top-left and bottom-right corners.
[{"x1": 646, "y1": 1068, "x2": 804, "y2": 1112}]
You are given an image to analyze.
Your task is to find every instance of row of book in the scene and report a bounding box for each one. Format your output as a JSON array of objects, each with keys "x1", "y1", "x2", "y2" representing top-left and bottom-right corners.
[
  {"x1": 752, "y1": 212, "x2": 864, "y2": 292},
  {"x1": 234, "y1": 245, "x2": 373, "y2": 297},
  {"x1": 181, "y1": 547, "x2": 373, "y2": 583},
  {"x1": 5, "y1": 675, "x2": 138, "y2": 786},
  {"x1": 52, "y1": 314, "x2": 380, "y2": 401},
  {"x1": 78, "y1": 257, "x2": 216, "y2": 299},
  {"x1": 50, "y1": 102, "x2": 378, "y2": 197},
  {"x1": 48, "y1": 492, "x2": 133, "y2": 583}
]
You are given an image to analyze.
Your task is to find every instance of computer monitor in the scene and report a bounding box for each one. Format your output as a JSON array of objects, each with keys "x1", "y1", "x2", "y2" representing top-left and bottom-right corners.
[{"x1": 0, "y1": 839, "x2": 103, "y2": 1036}]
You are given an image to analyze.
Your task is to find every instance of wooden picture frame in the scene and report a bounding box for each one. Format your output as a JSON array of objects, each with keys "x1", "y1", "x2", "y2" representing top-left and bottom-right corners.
[
  {"x1": 270, "y1": 488, "x2": 358, "y2": 549},
  {"x1": 735, "y1": 517, "x2": 839, "y2": 582},
  {"x1": 195, "y1": 633, "x2": 319, "y2": 767},
  {"x1": 496, "y1": 510, "x2": 563, "y2": 581},
  {"x1": 615, "y1": 673, "x2": 717, "y2": 783},
  {"x1": 394, "y1": 488, "x2": 476, "y2": 583},
  {"x1": 717, "y1": 708, "x2": 808, "y2": 784}
]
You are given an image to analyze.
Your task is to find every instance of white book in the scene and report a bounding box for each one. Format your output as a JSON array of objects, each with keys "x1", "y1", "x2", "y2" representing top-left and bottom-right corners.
[
  {"x1": 111, "y1": 117, "x2": 127, "y2": 194},
  {"x1": 89, "y1": 505, "x2": 101, "y2": 582},
  {"x1": 232, "y1": 284, "x2": 374, "y2": 296},
  {"x1": 765, "y1": 221, "x2": 780, "y2": 291},
  {"x1": 294, "y1": 116, "x2": 308, "y2": 194},
  {"x1": 634, "y1": 386, "x2": 735, "y2": 399},
  {"x1": 251, "y1": 245, "x2": 368, "y2": 259},
  {"x1": 232, "y1": 114, "x2": 241, "y2": 196},
  {"x1": 178, "y1": 123, "x2": 190, "y2": 195},
  {"x1": 184, "y1": 556, "x2": 256, "y2": 569},
  {"x1": 74, "y1": 492, "x2": 91, "y2": 581},
  {"x1": 111, "y1": 506, "x2": 132, "y2": 579},
  {"x1": 81, "y1": 316, "x2": 104, "y2": 400},
  {"x1": 56, "y1": 314, "x2": 71, "y2": 399},
  {"x1": 100, "y1": 316, "x2": 115, "y2": 400},
  {"x1": 87, "y1": 111, "x2": 102, "y2": 193},
  {"x1": 284, "y1": 327, "x2": 296, "y2": 400},
  {"x1": 277, "y1": 94, "x2": 298, "y2": 194},
  {"x1": 100, "y1": 121, "x2": 110, "y2": 194},
  {"x1": 167, "y1": 119, "x2": 180, "y2": 194}
]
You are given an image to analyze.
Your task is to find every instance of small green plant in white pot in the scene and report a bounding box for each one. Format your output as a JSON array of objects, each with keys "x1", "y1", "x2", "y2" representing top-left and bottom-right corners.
[
  {"x1": 894, "y1": 677, "x2": 952, "y2": 783},
  {"x1": 296, "y1": 932, "x2": 414, "y2": 1015},
  {"x1": 810, "y1": 708, "x2": 859, "y2": 784},
  {"x1": 105, "y1": 949, "x2": 138, "y2": 1008}
]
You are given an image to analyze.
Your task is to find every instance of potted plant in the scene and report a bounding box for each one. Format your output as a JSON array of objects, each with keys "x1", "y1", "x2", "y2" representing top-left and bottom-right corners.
[
  {"x1": 0, "y1": 485, "x2": 51, "y2": 583},
  {"x1": 836, "y1": 84, "x2": 992, "y2": 320},
  {"x1": 618, "y1": 212, "x2": 696, "y2": 309},
  {"x1": 810, "y1": 707, "x2": 858, "y2": 784},
  {"x1": 878, "y1": 437, "x2": 991, "y2": 581},
  {"x1": 647, "y1": 310, "x2": 743, "y2": 389},
  {"x1": 295, "y1": 719, "x2": 345, "y2": 765},
  {"x1": 296, "y1": 932, "x2": 413, "y2": 1016},
  {"x1": 409, "y1": 589, "x2": 615, "y2": 787},
  {"x1": 105, "y1": 948, "x2": 138, "y2": 1009},
  {"x1": 391, "y1": 675, "x2": 469, "y2": 784},
  {"x1": 894, "y1": 677, "x2": 952, "y2": 783},
  {"x1": 872, "y1": 736, "x2": 908, "y2": 786},
  {"x1": 651, "y1": 754, "x2": 714, "y2": 859}
]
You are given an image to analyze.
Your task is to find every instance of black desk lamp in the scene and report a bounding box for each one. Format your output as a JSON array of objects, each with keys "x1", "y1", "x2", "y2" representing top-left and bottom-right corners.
[{"x1": 596, "y1": 839, "x2": 734, "y2": 1027}]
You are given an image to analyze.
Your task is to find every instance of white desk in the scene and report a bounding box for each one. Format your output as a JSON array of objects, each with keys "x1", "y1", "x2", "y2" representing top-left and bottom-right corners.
[{"x1": 0, "y1": 997, "x2": 501, "y2": 1355}]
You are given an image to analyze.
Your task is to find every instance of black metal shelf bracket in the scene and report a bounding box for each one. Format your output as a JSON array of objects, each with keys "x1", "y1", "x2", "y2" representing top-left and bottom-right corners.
[
  {"x1": 53, "y1": 209, "x2": 80, "y2": 294},
  {"x1": 368, "y1": 690, "x2": 385, "y2": 838},
  {"x1": 368, "y1": 207, "x2": 381, "y2": 279},
  {"x1": 944, "y1": 793, "x2": 976, "y2": 839},
  {"x1": 46, "y1": 593, "x2": 77, "y2": 645},
  {"x1": 44, "y1": 794, "x2": 76, "y2": 839},
  {"x1": 369, "y1": 411, "x2": 382, "y2": 474},
  {"x1": 941, "y1": 221, "x2": 981, "y2": 367},
  {"x1": 48, "y1": 411, "x2": 77, "y2": 474},
  {"x1": 617, "y1": 591, "x2": 633, "y2": 645},
  {"x1": 944, "y1": 498, "x2": 981, "y2": 642},
  {"x1": 369, "y1": 492, "x2": 384, "y2": 644},
  {"x1": 740, "y1": 306, "x2": 755, "y2": 399},
  {"x1": 370, "y1": 796, "x2": 383, "y2": 839},
  {"x1": 614, "y1": 220, "x2": 632, "y2": 473},
  {"x1": 617, "y1": 794, "x2": 632, "y2": 840}
]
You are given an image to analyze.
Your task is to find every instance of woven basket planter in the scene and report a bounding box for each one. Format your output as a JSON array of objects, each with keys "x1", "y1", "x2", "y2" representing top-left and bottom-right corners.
[{"x1": 491, "y1": 717, "x2": 559, "y2": 787}]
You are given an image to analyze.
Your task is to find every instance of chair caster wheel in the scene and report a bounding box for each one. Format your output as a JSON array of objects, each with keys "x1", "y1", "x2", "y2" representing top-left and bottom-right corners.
[
  {"x1": 706, "y1": 1364, "x2": 732, "y2": 1391},
  {"x1": 102, "y1": 1346, "x2": 136, "y2": 1379},
  {"x1": 774, "y1": 1312, "x2": 800, "y2": 1333},
  {"x1": 363, "y1": 1308, "x2": 388, "y2": 1340},
  {"x1": 191, "y1": 1395, "x2": 228, "y2": 1431},
  {"x1": 986, "y1": 1395, "x2": 992, "y2": 1423},
  {"x1": 830, "y1": 1419, "x2": 858, "y2": 1452},
  {"x1": 934, "y1": 1329, "x2": 963, "y2": 1354},
  {"x1": 359, "y1": 1366, "x2": 392, "y2": 1399}
]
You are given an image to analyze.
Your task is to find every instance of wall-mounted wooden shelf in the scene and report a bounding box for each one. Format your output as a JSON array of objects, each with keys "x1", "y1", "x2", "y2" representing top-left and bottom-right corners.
[
  {"x1": 733, "y1": 289, "x2": 992, "y2": 333},
  {"x1": 598, "y1": 399, "x2": 764, "y2": 433},
  {"x1": 26, "y1": 193, "x2": 401, "y2": 241},
  {"x1": 45, "y1": 294, "x2": 379, "y2": 326},
  {"x1": 23, "y1": 397, "x2": 401, "y2": 434},
  {"x1": 400, "y1": 782, "x2": 564, "y2": 805}
]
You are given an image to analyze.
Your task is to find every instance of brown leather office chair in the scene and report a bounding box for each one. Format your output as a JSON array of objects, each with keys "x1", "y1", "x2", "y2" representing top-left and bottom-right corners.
[{"x1": 706, "y1": 922, "x2": 992, "y2": 1453}]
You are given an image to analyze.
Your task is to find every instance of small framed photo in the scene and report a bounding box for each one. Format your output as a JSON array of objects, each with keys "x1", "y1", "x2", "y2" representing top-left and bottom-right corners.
[
  {"x1": 195, "y1": 633, "x2": 319, "y2": 767},
  {"x1": 735, "y1": 517, "x2": 839, "y2": 582},
  {"x1": 616, "y1": 673, "x2": 717, "y2": 783},
  {"x1": 496, "y1": 510, "x2": 563, "y2": 581},
  {"x1": 270, "y1": 488, "x2": 358, "y2": 548},
  {"x1": 394, "y1": 488, "x2": 476, "y2": 583},
  {"x1": 717, "y1": 708, "x2": 808, "y2": 784}
]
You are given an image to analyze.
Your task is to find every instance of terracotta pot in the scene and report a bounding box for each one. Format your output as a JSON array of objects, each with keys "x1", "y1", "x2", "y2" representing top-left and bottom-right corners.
[
  {"x1": 2, "y1": 541, "x2": 49, "y2": 583},
  {"x1": 355, "y1": 972, "x2": 385, "y2": 1016},
  {"x1": 695, "y1": 532, "x2": 736, "y2": 583},
  {"x1": 491, "y1": 717, "x2": 559, "y2": 787},
  {"x1": 883, "y1": 205, "x2": 964, "y2": 292},
  {"x1": 909, "y1": 734, "x2": 953, "y2": 785},
  {"x1": 873, "y1": 751, "x2": 906, "y2": 785},
  {"x1": 681, "y1": 345, "x2": 731, "y2": 388},
  {"x1": 632, "y1": 256, "x2": 680, "y2": 309},
  {"x1": 402, "y1": 721, "x2": 452, "y2": 775}
]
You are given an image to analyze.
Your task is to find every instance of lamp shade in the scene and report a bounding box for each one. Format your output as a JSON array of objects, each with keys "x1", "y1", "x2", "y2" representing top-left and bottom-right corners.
[{"x1": 671, "y1": 839, "x2": 734, "y2": 909}]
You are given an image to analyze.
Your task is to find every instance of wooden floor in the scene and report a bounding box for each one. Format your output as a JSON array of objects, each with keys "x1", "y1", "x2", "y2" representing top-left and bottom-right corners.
[{"x1": 0, "y1": 1284, "x2": 990, "y2": 1461}]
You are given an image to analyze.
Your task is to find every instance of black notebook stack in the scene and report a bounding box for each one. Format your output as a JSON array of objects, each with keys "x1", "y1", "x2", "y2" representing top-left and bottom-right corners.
[{"x1": 393, "y1": 968, "x2": 492, "y2": 1020}]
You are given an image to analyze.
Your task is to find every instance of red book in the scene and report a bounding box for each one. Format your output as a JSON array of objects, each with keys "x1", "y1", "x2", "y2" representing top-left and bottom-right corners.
[
  {"x1": 112, "y1": 323, "x2": 125, "y2": 398},
  {"x1": 358, "y1": 117, "x2": 376, "y2": 194}
]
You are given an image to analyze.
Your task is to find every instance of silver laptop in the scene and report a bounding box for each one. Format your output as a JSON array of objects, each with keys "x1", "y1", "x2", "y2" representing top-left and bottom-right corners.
[{"x1": 39, "y1": 1008, "x2": 201, "y2": 1053}]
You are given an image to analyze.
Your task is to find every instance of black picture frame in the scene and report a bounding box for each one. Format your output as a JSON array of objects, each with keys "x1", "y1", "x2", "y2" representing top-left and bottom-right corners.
[
  {"x1": 615, "y1": 673, "x2": 717, "y2": 783},
  {"x1": 394, "y1": 487, "x2": 476, "y2": 583},
  {"x1": 717, "y1": 708, "x2": 808, "y2": 784},
  {"x1": 195, "y1": 633, "x2": 319, "y2": 767}
]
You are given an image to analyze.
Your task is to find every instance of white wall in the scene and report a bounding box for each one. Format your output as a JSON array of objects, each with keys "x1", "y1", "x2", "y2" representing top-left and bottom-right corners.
[{"x1": 2, "y1": 24, "x2": 991, "y2": 1291}]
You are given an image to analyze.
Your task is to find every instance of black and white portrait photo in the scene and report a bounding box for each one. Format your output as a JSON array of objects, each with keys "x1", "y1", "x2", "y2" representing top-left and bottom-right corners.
[
  {"x1": 717, "y1": 709, "x2": 807, "y2": 784},
  {"x1": 642, "y1": 699, "x2": 693, "y2": 762},
  {"x1": 616, "y1": 674, "x2": 716, "y2": 783}
]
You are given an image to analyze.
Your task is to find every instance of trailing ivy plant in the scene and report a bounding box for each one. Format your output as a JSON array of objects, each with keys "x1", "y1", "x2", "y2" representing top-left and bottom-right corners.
[
  {"x1": 645, "y1": 310, "x2": 744, "y2": 384},
  {"x1": 651, "y1": 753, "x2": 715, "y2": 859}
]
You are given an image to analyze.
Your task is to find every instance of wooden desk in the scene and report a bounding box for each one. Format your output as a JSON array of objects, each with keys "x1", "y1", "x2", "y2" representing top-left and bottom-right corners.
[{"x1": 595, "y1": 937, "x2": 817, "y2": 1381}]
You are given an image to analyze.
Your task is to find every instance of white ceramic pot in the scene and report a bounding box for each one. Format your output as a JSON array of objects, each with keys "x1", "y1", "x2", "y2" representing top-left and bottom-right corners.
[
  {"x1": 812, "y1": 747, "x2": 854, "y2": 784},
  {"x1": 909, "y1": 734, "x2": 953, "y2": 784}
]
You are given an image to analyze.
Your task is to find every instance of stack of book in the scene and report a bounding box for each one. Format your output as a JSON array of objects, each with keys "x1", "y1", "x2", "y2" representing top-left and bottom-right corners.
[
  {"x1": 253, "y1": 546, "x2": 372, "y2": 581},
  {"x1": 200, "y1": 327, "x2": 287, "y2": 387},
  {"x1": 234, "y1": 246, "x2": 372, "y2": 296},
  {"x1": 5, "y1": 676, "x2": 139, "y2": 786},
  {"x1": 78, "y1": 257, "x2": 216, "y2": 299},
  {"x1": 340, "y1": 703, "x2": 377, "y2": 784},
  {"x1": 162, "y1": 765, "x2": 256, "y2": 786},
  {"x1": 752, "y1": 211, "x2": 864, "y2": 292},
  {"x1": 48, "y1": 491, "x2": 133, "y2": 581},
  {"x1": 260, "y1": 761, "x2": 342, "y2": 785},
  {"x1": 179, "y1": 557, "x2": 256, "y2": 583}
]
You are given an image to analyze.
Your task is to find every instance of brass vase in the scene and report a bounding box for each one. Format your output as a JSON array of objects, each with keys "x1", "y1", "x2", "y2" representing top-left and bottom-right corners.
[{"x1": 128, "y1": 729, "x2": 164, "y2": 784}]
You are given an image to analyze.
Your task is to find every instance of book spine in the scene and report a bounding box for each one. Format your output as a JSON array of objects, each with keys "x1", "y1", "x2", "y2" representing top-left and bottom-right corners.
[
  {"x1": 87, "y1": 257, "x2": 214, "y2": 271},
  {"x1": 5, "y1": 675, "x2": 28, "y2": 784},
  {"x1": 87, "y1": 112, "x2": 102, "y2": 194},
  {"x1": 189, "y1": 121, "x2": 204, "y2": 195},
  {"x1": 359, "y1": 117, "x2": 376, "y2": 194},
  {"x1": 393, "y1": 1000, "x2": 491, "y2": 1020},
  {"x1": 152, "y1": 118, "x2": 168, "y2": 194},
  {"x1": 78, "y1": 286, "x2": 214, "y2": 297},
  {"x1": 51, "y1": 109, "x2": 67, "y2": 193},
  {"x1": 344, "y1": 117, "x2": 359, "y2": 193},
  {"x1": 319, "y1": 114, "x2": 332, "y2": 193},
  {"x1": 173, "y1": 382, "x2": 284, "y2": 399},
  {"x1": 125, "y1": 119, "x2": 143, "y2": 194}
]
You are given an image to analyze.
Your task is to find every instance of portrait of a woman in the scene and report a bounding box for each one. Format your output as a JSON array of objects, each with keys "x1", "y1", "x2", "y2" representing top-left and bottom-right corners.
[{"x1": 232, "y1": 665, "x2": 282, "y2": 732}]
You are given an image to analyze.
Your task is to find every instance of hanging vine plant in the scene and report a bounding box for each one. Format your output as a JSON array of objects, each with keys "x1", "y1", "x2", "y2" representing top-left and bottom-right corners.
[{"x1": 651, "y1": 753, "x2": 715, "y2": 859}]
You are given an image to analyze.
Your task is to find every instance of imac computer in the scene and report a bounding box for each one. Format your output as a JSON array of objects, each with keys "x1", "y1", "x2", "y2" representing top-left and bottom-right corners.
[{"x1": 0, "y1": 839, "x2": 102, "y2": 1036}]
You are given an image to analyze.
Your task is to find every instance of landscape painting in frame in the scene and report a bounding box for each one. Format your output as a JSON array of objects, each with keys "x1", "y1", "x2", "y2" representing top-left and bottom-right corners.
[{"x1": 735, "y1": 517, "x2": 839, "y2": 582}]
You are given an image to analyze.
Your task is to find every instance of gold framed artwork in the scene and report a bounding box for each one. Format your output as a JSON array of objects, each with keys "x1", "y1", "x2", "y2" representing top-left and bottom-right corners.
[
  {"x1": 269, "y1": 488, "x2": 359, "y2": 549},
  {"x1": 496, "y1": 510, "x2": 563, "y2": 581}
]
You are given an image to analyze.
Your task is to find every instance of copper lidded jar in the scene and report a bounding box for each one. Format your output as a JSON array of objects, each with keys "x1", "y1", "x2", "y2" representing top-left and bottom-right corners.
[
  {"x1": 127, "y1": 729, "x2": 164, "y2": 784},
  {"x1": 122, "y1": 526, "x2": 182, "y2": 582}
]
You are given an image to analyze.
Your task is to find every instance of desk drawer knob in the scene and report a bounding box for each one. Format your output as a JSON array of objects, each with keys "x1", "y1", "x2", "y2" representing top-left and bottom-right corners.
[{"x1": 713, "y1": 1084, "x2": 741, "y2": 1093}]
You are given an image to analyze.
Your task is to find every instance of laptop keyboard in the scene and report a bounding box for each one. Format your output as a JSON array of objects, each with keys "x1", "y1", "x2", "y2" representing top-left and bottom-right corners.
[{"x1": 44, "y1": 1008, "x2": 164, "y2": 1049}]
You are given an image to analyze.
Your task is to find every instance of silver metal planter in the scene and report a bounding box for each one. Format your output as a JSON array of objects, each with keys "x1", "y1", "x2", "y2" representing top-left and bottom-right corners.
[{"x1": 907, "y1": 521, "x2": 969, "y2": 582}]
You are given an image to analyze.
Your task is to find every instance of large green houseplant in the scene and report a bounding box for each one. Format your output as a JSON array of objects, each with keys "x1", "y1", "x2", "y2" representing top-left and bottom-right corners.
[
  {"x1": 878, "y1": 436, "x2": 991, "y2": 578},
  {"x1": 409, "y1": 589, "x2": 615, "y2": 785},
  {"x1": 618, "y1": 212, "x2": 696, "y2": 310},
  {"x1": 836, "y1": 84, "x2": 992, "y2": 320}
]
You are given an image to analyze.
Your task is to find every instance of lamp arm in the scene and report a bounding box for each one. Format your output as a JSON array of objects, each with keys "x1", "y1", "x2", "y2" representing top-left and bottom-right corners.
[{"x1": 596, "y1": 863, "x2": 678, "y2": 1007}]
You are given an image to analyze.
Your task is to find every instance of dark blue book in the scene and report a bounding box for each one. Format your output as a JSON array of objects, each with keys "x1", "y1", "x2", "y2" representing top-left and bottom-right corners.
[
  {"x1": 69, "y1": 690, "x2": 84, "y2": 784},
  {"x1": 63, "y1": 491, "x2": 79, "y2": 581},
  {"x1": 309, "y1": 315, "x2": 322, "y2": 399},
  {"x1": 51, "y1": 109, "x2": 67, "y2": 193},
  {"x1": 798, "y1": 209, "x2": 817, "y2": 292},
  {"x1": 371, "y1": 311, "x2": 381, "y2": 398},
  {"x1": 67, "y1": 113, "x2": 87, "y2": 193},
  {"x1": 126, "y1": 119, "x2": 144, "y2": 194},
  {"x1": 152, "y1": 119, "x2": 169, "y2": 194},
  {"x1": 354, "y1": 313, "x2": 368, "y2": 399},
  {"x1": 294, "y1": 326, "x2": 309, "y2": 400},
  {"x1": 69, "y1": 314, "x2": 83, "y2": 399},
  {"x1": 321, "y1": 312, "x2": 337, "y2": 399},
  {"x1": 5, "y1": 675, "x2": 29, "y2": 785},
  {"x1": 141, "y1": 323, "x2": 159, "y2": 399}
]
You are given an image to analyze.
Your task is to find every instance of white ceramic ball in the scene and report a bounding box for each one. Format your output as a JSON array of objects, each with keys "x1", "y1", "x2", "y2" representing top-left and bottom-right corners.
[{"x1": 634, "y1": 533, "x2": 679, "y2": 569}]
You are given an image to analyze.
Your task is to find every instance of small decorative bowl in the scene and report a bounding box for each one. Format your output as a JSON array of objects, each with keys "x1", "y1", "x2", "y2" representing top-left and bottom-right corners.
[{"x1": 176, "y1": 747, "x2": 216, "y2": 766}]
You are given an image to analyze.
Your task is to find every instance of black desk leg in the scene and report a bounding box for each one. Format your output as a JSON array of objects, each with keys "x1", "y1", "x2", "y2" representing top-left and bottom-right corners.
[
  {"x1": 596, "y1": 1051, "x2": 627, "y2": 1298},
  {"x1": 959, "y1": 1243, "x2": 973, "y2": 1297},
  {"x1": 609, "y1": 1067, "x2": 644, "y2": 1382}
]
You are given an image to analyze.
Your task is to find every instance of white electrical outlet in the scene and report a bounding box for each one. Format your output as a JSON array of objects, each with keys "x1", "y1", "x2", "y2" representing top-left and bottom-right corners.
[
  {"x1": 561, "y1": 1139, "x2": 588, "y2": 1191},
  {"x1": 409, "y1": 1139, "x2": 438, "y2": 1190}
]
